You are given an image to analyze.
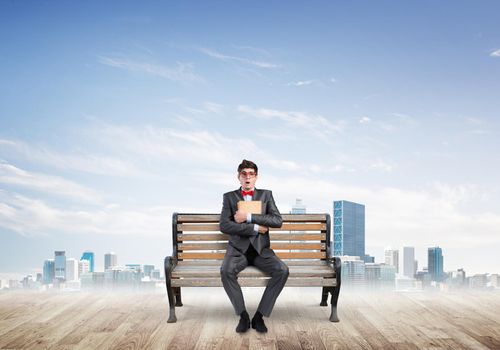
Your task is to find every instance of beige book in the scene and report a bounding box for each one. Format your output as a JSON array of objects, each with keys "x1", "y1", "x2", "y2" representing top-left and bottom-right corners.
[{"x1": 237, "y1": 200, "x2": 262, "y2": 214}]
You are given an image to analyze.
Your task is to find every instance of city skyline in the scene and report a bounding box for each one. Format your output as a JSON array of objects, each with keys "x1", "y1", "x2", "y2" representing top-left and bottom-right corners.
[{"x1": 1, "y1": 1, "x2": 500, "y2": 277}]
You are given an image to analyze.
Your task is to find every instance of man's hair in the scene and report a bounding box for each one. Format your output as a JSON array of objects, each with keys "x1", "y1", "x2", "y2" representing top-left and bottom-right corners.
[{"x1": 237, "y1": 159, "x2": 258, "y2": 174}]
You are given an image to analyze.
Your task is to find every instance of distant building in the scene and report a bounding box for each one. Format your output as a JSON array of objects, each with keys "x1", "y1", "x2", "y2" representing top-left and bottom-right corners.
[
  {"x1": 469, "y1": 274, "x2": 488, "y2": 289},
  {"x1": 143, "y1": 265, "x2": 155, "y2": 278},
  {"x1": 365, "y1": 263, "x2": 396, "y2": 290},
  {"x1": 490, "y1": 274, "x2": 499, "y2": 288},
  {"x1": 54, "y1": 251, "x2": 66, "y2": 281},
  {"x1": 290, "y1": 198, "x2": 306, "y2": 214},
  {"x1": 447, "y1": 268, "x2": 466, "y2": 289},
  {"x1": 43, "y1": 259, "x2": 55, "y2": 284},
  {"x1": 104, "y1": 252, "x2": 117, "y2": 271},
  {"x1": 66, "y1": 258, "x2": 78, "y2": 282},
  {"x1": 341, "y1": 256, "x2": 365, "y2": 289},
  {"x1": 384, "y1": 247, "x2": 399, "y2": 274},
  {"x1": 402, "y1": 247, "x2": 415, "y2": 278},
  {"x1": 364, "y1": 254, "x2": 375, "y2": 263},
  {"x1": 79, "y1": 259, "x2": 90, "y2": 278},
  {"x1": 428, "y1": 247, "x2": 444, "y2": 282},
  {"x1": 333, "y1": 200, "x2": 365, "y2": 261},
  {"x1": 152, "y1": 269, "x2": 161, "y2": 280},
  {"x1": 415, "y1": 270, "x2": 432, "y2": 289},
  {"x1": 81, "y1": 251, "x2": 95, "y2": 272}
]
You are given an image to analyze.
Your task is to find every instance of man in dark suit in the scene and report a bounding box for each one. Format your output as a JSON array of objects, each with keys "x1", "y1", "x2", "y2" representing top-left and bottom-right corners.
[{"x1": 220, "y1": 159, "x2": 289, "y2": 333}]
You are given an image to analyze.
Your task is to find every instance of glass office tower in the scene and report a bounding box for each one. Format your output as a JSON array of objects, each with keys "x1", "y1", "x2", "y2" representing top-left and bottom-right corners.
[
  {"x1": 81, "y1": 251, "x2": 95, "y2": 272},
  {"x1": 333, "y1": 200, "x2": 365, "y2": 259},
  {"x1": 428, "y1": 246, "x2": 444, "y2": 282}
]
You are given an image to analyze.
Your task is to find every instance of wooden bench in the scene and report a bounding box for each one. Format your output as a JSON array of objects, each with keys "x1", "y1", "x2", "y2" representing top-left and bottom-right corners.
[{"x1": 164, "y1": 213, "x2": 342, "y2": 323}]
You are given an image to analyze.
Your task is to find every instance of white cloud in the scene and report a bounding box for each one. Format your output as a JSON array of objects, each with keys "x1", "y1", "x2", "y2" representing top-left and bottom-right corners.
[
  {"x1": 0, "y1": 138, "x2": 146, "y2": 177},
  {"x1": 0, "y1": 162, "x2": 101, "y2": 203},
  {"x1": 359, "y1": 116, "x2": 371, "y2": 124},
  {"x1": 98, "y1": 56, "x2": 204, "y2": 83},
  {"x1": 287, "y1": 80, "x2": 315, "y2": 87},
  {"x1": 369, "y1": 159, "x2": 393, "y2": 173},
  {"x1": 489, "y1": 49, "x2": 500, "y2": 57},
  {"x1": 203, "y1": 102, "x2": 225, "y2": 114},
  {"x1": 0, "y1": 190, "x2": 172, "y2": 237},
  {"x1": 237, "y1": 105, "x2": 344, "y2": 140},
  {"x1": 199, "y1": 47, "x2": 280, "y2": 69}
]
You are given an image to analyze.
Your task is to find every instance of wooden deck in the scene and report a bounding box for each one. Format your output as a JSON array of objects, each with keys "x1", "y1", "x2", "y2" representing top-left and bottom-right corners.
[{"x1": 0, "y1": 288, "x2": 499, "y2": 349}]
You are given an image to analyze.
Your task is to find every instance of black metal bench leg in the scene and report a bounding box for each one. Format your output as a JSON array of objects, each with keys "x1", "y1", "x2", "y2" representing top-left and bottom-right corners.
[
  {"x1": 174, "y1": 287, "x2": 183, "y2": 306},
  {"x1": 329, "y1": 257, "x2": 342, "y2": 322},
  {"x1": 164, "y1": 256, "x2": 177, "y2": 323},
  {"x1": 320, "y1": 287, "x2": 329, "y2": 306}
]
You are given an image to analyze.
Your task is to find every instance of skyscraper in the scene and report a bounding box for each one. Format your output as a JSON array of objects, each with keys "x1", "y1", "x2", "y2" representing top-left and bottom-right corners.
[
  {"x1": 81, "y1": 251, "x2": 95, "y2": 272},
  {"x1": 54, "y1": 251, "x2": 66, "y2": 281},
  {"x1": 104, "y1": 252, "x2": 117, "y2": 271},
  {"x1": 428, "y1": 246, "x2": 444, "y2": 282},
  {"x1": 66, "y1": 258, "x2": 78, "y2": 282},
  {"x1": 333, "y1": 200, "x2": 365, "y2": 259},
  {"x1": 79, "y1": 259, "x2": 90, "y2": 278},
  {"x1": 43, "y1": 259, "x2": 55, "y2": 284},
  {"x1": 384, "y1": 247, "x2": 399, "y2": 274},
  {"x1": 402, "y1": 247, "x2": 415, "y2": 278},
  {"x1": 290, "y1": 198, "x2": 306, "y2": 214}
]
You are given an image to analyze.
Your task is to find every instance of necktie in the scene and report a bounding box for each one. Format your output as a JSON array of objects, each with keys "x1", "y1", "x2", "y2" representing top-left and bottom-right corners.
[{"x1": 241, "y1": 190, "x2": 254, "y2": 197}]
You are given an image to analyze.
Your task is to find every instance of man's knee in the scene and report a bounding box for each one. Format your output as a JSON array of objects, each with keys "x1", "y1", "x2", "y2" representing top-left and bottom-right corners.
[
  {"x1": 274, "y1": 263, "x2": 289, "y2": 278},
  {"x1": 220, "y1": 266, "x2": 237, "y2": 280}
]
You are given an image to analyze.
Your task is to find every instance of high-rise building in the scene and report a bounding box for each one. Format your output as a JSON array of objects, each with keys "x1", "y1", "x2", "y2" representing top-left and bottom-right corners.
[
  {"x1": 143, "y1": 265, "x2": 155, "y2": 278},
  {"x1": 333, "y1": 200, "x2": 365, "y2": 260},
  {"x1": 340, "y1": 256, "x2": 365, "y2": 289},
  {"x1": 54, "y1": 251, "x2": 66, "y2": 281},
  {"x1": 104, "y1": 252, "x2": 117, "y2": 271},
  {"x1": 43, "y1": 259, "x2": 55, "y2": 284},
  {"x1": 66, "y1": 258, "x2": 78, "y2": 282},
  {"x1": 384, "y1": 247, "x2": 399, "y2": 274},
  {"x1": 428, "y1": 246, "x2": 444, "y2": 282},
  {"x1": 79, "y1": 259, "x2": 90, "y2": 278},
  {"x1": 290, "y1": 198, "x2": 306, "y2": 214},
  {"x1": 402, "y1": 247, "x2": 415, "y2": 278},
  {"x1": 81, "y1": 251, "x2": 95, "y2": 272},
  {"x1": 365, "y1": 263, "x2": 396, "y2": 290}
]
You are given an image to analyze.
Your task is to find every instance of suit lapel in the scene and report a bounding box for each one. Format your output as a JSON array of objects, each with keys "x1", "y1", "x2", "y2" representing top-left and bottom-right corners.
[
  {"x1": 253, "y1": 188, "x2": 262, "y2": 201},
  {"x1": 233, "y1": 188, "x2": 243, "y2": 201}
]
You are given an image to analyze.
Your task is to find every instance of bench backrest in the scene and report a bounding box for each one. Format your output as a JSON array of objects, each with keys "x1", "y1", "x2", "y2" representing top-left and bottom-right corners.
[{"x1": 172, "y1": 213, "x2": 331, "y2": 261}]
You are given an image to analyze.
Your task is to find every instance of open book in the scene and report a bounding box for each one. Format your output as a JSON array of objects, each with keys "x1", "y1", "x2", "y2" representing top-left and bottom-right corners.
[{"x1": 237, "y1": 200, "x2": 262, "y2": 214}]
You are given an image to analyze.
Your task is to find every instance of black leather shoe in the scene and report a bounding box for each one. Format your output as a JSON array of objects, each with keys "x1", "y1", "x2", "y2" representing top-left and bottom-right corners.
[
  {"x1": 251, "y1": 315, "x2": 268, "y2": 333},
  {"x1": 236, "y1": 312, "x2": 250, "y2": 333}
]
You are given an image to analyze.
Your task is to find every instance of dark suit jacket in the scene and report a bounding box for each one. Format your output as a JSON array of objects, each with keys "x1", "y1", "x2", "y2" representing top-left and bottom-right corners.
[{"x1": 219, "y1": 188, "x2": 282, "y2": 257}]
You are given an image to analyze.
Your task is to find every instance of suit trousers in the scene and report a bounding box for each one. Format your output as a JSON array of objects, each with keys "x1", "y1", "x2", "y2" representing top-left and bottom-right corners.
[{"x1": 221, "y1": 244, "x2": 289, "y2": 317}]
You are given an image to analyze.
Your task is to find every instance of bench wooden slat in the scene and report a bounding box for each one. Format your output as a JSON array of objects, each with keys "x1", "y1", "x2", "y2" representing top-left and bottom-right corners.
[
  {"x1": 178, "y1": 233, "x2": 326, "y2": 241},
  {"x1": 178, "y1": 242, "x2": 326, "y2": 250},
  {"x1": 177, "y1": 223, "x2": 326, "y2": 232},
  {"x1": 176, "y1": 214, "x2": 327, "y2": 223},
  {"x1": 172, "y1": 266, "x2": 335, "y2": 278},
  {"x1": 178, "y1": 252, "x2": 326, "y2": 260},
  {"x1": 176, "y1": 260, "x2": 331, "y2": 266},
  {"x1": 171, "y1": 277, "x2": 336, "y2": 287}
]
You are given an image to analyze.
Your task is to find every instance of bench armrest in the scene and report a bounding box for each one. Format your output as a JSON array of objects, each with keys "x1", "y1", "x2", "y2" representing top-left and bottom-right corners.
[{"x1": 164, "y1": 255, "x2": 178, "y2": 273}]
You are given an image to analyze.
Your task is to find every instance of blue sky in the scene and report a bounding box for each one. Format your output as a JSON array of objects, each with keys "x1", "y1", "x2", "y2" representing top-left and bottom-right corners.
[{"x1": 1, "y1": 1, "x2": 499, "y2": 277}]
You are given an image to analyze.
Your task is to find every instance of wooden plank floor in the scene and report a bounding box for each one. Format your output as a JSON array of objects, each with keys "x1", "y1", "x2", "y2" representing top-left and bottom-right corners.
[{"x1": 1, "y1": 288, "x2": 499, "y2": 350}]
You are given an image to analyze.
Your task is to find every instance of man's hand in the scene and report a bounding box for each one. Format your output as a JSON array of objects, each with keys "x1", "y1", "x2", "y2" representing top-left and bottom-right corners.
[
  {"x1": 258, "y1": 225, "x2": 269, "y2": 234},
  {"x1": 234, "y1": 210, "x2": 247, "y2": 223}
]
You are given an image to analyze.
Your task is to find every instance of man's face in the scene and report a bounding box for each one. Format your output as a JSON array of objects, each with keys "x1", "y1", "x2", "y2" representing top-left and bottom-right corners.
[{"x1": 238, "y1": 168, "x2": 258, "y2": 190}]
